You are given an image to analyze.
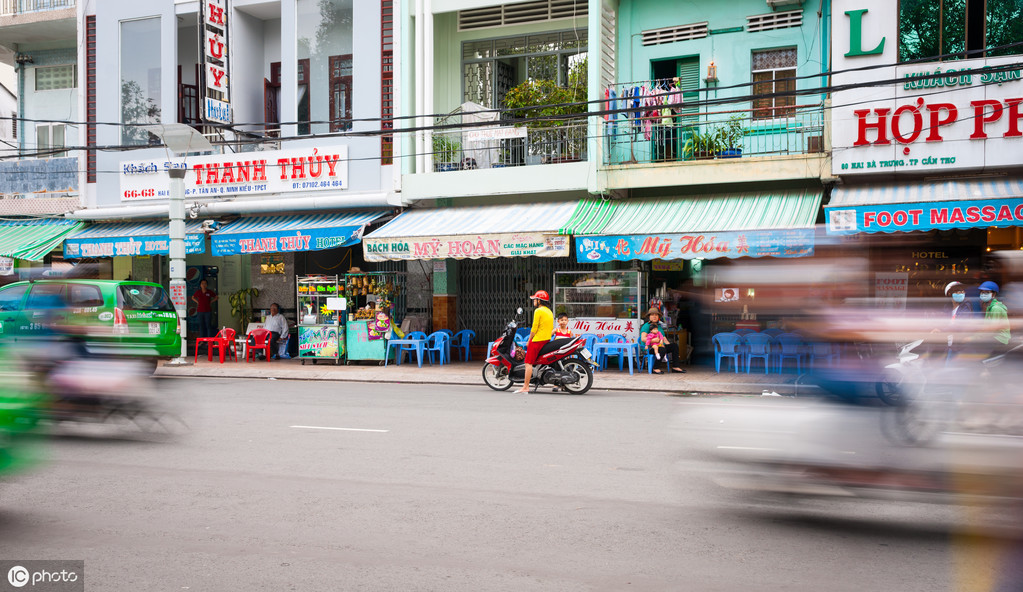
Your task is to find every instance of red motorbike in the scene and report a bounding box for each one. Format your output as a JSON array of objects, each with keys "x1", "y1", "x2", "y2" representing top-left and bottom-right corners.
[{"x1": 482, "y1": 309, "x2": 595, "y2": 394}]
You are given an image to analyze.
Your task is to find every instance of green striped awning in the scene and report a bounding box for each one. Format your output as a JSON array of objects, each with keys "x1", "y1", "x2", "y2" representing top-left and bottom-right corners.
[
  {"x1": 0, "y1": 219, "x2": 85, "y2": 261},
  {"x1": 562, "y1": 190, "x2": 821, "y2": 235}
]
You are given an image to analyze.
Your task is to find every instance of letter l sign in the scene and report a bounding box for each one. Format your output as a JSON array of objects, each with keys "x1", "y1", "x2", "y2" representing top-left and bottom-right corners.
[{"x1": 845, "y1": 9, "x2": 886, "y2": 57}]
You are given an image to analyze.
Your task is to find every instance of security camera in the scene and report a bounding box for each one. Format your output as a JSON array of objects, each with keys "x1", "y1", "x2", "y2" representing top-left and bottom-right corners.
[
  {"x1": 201, "y1": 220, "x2": 219, "y2": 231},
  {"x1": 188, "y1": 209, "x2": 198, "y2": 219}
]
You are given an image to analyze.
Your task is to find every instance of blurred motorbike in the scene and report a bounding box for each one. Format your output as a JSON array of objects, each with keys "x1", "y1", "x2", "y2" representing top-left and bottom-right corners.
[
  {"x1": 482, "y1": 308, "x2": 595, "y2": 394},
  {"x1": 18, "y1": 336, "x2": 187, "y2": 438}
]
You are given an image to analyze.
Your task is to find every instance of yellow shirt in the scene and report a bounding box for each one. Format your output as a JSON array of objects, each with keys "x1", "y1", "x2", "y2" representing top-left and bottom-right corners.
[{"x1": 531, "y1": 305, "x2": 553, "y2": 342}]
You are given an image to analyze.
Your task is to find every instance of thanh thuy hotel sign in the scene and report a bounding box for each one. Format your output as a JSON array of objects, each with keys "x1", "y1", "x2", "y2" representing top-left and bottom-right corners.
[
  {"x1": 200, "y1": 0, "x2": 231, "y2": 124},
  {"x1": 831, "y1": 0, "x2": 1023, "y2": 175},
  {"x1": 119, "y1": 146, "x2": 349, "y2": 201}
]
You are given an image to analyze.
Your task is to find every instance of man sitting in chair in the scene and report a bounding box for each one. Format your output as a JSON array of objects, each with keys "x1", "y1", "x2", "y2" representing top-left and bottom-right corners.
[{"x1": 264, "y1": 303, "x2": 289, "y2": 360}]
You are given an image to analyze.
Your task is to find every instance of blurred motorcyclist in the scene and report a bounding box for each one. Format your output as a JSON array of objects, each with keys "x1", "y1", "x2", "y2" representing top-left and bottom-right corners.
[
  {"x1": 943, "y1": 281, "x2": 973, "y2": 363},
  {"x1": 978, "y1": 281, "x2": 1011, "y2": 355}
]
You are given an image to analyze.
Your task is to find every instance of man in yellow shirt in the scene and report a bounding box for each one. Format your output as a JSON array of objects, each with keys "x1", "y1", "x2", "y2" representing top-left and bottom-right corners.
[{"x1": 516, "y1": 290, "x2": 553, "y2": 393}]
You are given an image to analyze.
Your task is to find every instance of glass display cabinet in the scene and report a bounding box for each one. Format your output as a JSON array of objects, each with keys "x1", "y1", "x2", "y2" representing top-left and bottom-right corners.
[
  {"x1": 553, "y1": 270, "x2": 645, "y2": 341},
  {"x1": 296, "y1": 275, "x2": 344, "y2": 364}
]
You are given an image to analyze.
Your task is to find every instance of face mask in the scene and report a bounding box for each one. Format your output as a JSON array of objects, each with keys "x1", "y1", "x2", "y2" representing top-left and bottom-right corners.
[
  {"x1": 952, "y1": 293, "x2": 965, "y2": 303},
  {"x1": 980, "y1": 292, "x2": 993, "y2": 303}
]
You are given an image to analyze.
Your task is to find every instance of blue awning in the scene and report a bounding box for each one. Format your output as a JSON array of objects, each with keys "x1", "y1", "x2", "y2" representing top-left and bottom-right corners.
[
  {"x1": 64, "y1": 220, "x2": 206, "y2": 258},
  {"x1": 211, "y1": 211, "x2": 388, "y2": 256},
  {"x1": 826, "y1": 178, "x2": 1023, "y2": 234}
]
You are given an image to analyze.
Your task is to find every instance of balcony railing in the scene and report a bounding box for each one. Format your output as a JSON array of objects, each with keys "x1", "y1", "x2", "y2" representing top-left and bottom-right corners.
[
  {"x1": 431, "y1": 103, "x2": 588, "y2": 172},
  {"x1": 602, "y1": 98, "x2": 825, "y2": 166},
  {"x1": 1, "y1": 0, "x2": 74, "y2": 16}
]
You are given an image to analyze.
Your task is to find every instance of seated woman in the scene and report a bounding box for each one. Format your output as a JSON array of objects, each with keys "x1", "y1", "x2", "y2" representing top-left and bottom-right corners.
[{"x1": 640, "y1": 308, "x2": 685, "y2": 374}]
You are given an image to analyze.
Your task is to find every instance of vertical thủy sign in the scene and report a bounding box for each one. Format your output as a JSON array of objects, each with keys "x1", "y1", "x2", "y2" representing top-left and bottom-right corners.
[{"x1": 199, "y1": 0, "x2": 231, "y2": 124}]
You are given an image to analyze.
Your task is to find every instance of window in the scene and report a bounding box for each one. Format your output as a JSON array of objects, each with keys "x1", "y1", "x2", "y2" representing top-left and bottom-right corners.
[
  {"x1": 0, "y1": 285, "x2": 28, "y2": 312},
  {"x1": 35, "y1": 65, "x2": 76, "y2": 91},
  {"x1": 462, "y1": 30, "x2": 587, "y2": 109},
  {"x1": 36, "y1": 124, "x2": 66, "y2": 158},
  {"x1": 26, "y1": 283, "x2": 66, "y2": 309},
  {"x1": 296, "y1": 0, "x2": 354, "y2": 136},
  {"x1": 751, "y1": 48, "x2": 796, "y2": 120},
  {"x1": 120, "y1": 17, "x2": 161, "y2": 145},
  {"x1": 899, "y1": 0, "x2": 1023, "y2": 61},
  {"x1": 117, "y1": 285, "x2": 174, "y2": 311},
  {"x1": 329, "y1": 55, "x2": 353, "y2": 132},
  {"x1": 68, "y1": 284, "x2": 104, "y2": 308}
]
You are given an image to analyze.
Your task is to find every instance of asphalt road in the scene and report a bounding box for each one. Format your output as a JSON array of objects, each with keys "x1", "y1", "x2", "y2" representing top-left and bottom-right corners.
[{"x1": 0, "y1": 379, "x2": 967, "y2": 591}]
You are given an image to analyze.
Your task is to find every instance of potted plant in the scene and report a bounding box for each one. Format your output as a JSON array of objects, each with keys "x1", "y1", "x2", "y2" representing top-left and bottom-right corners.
[
  {"x1": 432, "y1": 134, "x2": 462, "y2": 171},
  {"x1": 685, "y1": 127, "x2": 720, "y2": 160},
  {"x1": 715, "y1": 115, "x2": 746, "y2": 158},
  {"x1": 228, "y1": 287, "x2": 260, "y2": 331},
  {"x1": 502, "y1": 58, "x2": 588, "y2": 163}
]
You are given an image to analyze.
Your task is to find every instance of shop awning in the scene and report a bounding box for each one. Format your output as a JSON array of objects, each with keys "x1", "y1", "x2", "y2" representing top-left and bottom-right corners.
[
  {"x1": 567, "y1": 190, "x2": 822, "y2": 262},
  {"x1": 826, "y1": 178, "x2": 1023, "y2": 235},
  {"x1": 211, "y1": 211, "x2": 387, "y2": 256},
  {"x1": 0, "y1": 219, "x2": 85, "y2": 262},
  {"x1": 363, "y1": 201, "x2": 582, "y2": 260},
  {"x1": 64, "y1": 220, "x2": 207, "y2": 259}
]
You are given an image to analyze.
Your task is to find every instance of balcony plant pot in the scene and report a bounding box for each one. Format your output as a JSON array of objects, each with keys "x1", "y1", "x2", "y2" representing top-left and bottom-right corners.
[
  {"x1": 432, "y1": 135, "x2": 461, "y2": 172},
  {"x1": 434, "y1": 162, "x2": 460, "y2": 172},
  {"x1": 717, "y1": 148, "x2": 742, "y2": 159},
  {"x1": 715, "y1": 115, "x2": 747, "y2": 159}
]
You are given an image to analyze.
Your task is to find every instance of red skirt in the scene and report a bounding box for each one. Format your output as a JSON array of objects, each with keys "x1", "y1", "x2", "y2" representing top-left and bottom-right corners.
[{"x1": 524, "y1": 339, "x2": 549, "y2": 365}]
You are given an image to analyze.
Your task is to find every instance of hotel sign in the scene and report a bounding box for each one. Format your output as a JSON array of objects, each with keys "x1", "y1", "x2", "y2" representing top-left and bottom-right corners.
[{"x1": 200, "y1": 0, "x2": 231, "y2": 124}]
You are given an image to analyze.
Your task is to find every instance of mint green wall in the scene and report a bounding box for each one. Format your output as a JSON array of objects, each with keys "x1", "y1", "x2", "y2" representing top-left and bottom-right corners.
[{"x1": 615, "y1": 0, "x2": 827, "y2": 101}]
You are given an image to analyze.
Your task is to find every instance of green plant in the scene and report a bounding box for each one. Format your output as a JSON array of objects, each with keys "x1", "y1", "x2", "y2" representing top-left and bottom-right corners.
[
  {"x1": 685, "y1": 127, "x2": 720, "y2": 159},
  {"x1": 228, "y1": 287, "x2": 260, "y2": 331},
  {"x1": 432, "y1": 134, "x2": 461, "y2": 163},
  {"x1": 501, "y1": 57, "x2": 588, "y2": 129},
  {"x1": 718, "y1": 114, "x2": 747, "y2": 150}
]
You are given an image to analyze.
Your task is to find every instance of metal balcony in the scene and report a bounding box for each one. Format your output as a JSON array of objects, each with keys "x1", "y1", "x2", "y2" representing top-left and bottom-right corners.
[{"x1": 0, "y1": 0, "x2": 74, "y2": 17}]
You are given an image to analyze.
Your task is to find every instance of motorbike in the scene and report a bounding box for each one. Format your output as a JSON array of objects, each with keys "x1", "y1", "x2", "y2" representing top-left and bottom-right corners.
[
  {"x1": 16, "y1": 336, "x2": 188, "y2": 438},
  {"x1": 481, "y1": 308, "x2": 595, "y2": 395}
]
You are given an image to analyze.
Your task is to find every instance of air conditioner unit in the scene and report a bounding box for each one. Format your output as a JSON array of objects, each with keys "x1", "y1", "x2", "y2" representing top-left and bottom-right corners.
[{"x1": 766, "y1": 0, "x2": 804, "y2": 9}]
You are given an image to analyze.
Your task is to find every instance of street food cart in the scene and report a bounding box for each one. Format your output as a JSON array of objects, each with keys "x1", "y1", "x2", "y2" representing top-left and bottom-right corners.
[
  {"x1": 553, "y1": 270, "x2": 645, "y2": 341},
  {"x1": 344, "y1": 271, "x2": 403, "y2": 363},
  {"x1": 296, "y1": 275, "x2": 344, "y2": 365}
]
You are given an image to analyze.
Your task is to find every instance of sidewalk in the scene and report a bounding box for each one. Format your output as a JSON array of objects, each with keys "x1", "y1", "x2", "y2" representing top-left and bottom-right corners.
[{"x1": 157, "y1": 355, "x2": 819, "y2": 396}]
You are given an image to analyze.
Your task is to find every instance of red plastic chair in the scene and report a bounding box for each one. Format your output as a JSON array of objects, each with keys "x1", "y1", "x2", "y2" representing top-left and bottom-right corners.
[
  {"x1": 195, "y1": 327, "x2": 237, "y2": 363},
  {"x1": 246, "y1": 328, "x2": 273, "y2": 362}
]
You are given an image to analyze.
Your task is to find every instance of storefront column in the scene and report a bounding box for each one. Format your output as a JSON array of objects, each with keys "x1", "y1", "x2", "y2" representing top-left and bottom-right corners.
[{"x1": 432, "y1": 259, "x2": 458, "y2": 331}]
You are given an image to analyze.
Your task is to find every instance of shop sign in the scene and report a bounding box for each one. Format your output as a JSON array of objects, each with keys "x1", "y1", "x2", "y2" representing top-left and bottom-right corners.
[
  {"x1": 875, "y1": 272, "x2": 908, "y2": 310},
  {"x1": 563, "y1": 318, "x2": 640, "y2": 342},
  {"x1": 212, "y1": 225, "x2": 363, "y2": 256},
  {"x1": 119, "y1": 146, "x2": 350, "y2": 201},
  {"x1": 363, "y1": 233, "x2": 569, "y2": 261},
  {"x1": 832, "y1": 0, "x2": 1023, "y2": 175},
  {"x1": 63, "y1": 234, "x2": 205, "y2": 259},
  {"x1": 652, "y1": 259, "x2": 685, "y2": 272},
  {"x1": 575, "y1": 229, "x2": 815, "y2": 263},
  {"x1": 298, "y1": 325, "x2": 342, "y2": 358},
  {"x1": 465, "y1": 126, "x2": 527, "y2": 142},
  {"x1": 0, "y1": 257, "x2": 13, "y2": 276},
  {"x1": 199, "y1": 0, "x2": 231, "y2": 124},
  {"x1": 827, "y1": 196, "x2": 1023, "y2": 234}
]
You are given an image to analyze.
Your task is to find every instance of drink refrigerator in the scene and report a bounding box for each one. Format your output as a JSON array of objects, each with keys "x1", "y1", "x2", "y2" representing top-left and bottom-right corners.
[{"x1": 296, "y1": 275, "x2": 345, "y2": 365}]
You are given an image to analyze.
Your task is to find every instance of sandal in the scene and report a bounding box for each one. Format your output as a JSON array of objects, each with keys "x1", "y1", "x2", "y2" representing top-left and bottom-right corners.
[
  {"x1": 652, "y1": 369, "x2": 664, "y2": 375},
  {"x1": 671, "y1": 367, "x2": 686, "y2": 373}
]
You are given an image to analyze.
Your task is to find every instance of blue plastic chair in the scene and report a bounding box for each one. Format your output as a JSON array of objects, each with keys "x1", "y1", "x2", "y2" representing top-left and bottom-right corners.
[
  {"x1": 423, "y1": 331, "x2": 450, "y2": 365},
  {"x1": 775, "y1": 333, "x2": 806, "y2": 373},
  {"x1": 599, "y1": 334, "x2": 635, "y2": 373},
  {"x1": 808, "y1": 341, "x2": 838, "y2": 371},
  {"x1": 762, "y1": 328, "x2": 784, "y2": 338},
  {"x1": 733, "y1": 328, "x2": 756, "y2": 337},
  {"x1": 514, "y1": 327, "x2": 530, "y2": 347},
  {"x1": 393, "y1": 331, "x2": 427, "y2": 365},
  {"x1": 437, "y1": 329, "x2": 454, "y2": 360},
  {"x1": 743, "y1": 333, "x2": 772, "y2": 374},
  {"x1": 712, "y1": 332, "x2": 744, "y2": 373},
  {"x1": 451, "y1": 329, "x2": 475, "y2": 362}
]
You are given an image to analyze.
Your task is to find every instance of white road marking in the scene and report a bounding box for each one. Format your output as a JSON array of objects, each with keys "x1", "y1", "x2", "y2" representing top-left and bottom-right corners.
[{"x1": 290, "y1": 425, "x2": 390, "y2": 433}]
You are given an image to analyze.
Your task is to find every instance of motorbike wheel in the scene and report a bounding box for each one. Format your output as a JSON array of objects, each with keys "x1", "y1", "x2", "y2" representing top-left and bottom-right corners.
[
  {"x1": 558, "y1": 357, "x2": 593, "y2": 395},
  {"x1": 482, "y1": 363, "x2": 513, "y2": 391}
]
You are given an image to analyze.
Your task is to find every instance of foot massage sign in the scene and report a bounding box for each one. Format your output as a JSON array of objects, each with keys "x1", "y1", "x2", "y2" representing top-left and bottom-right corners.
[{"x1": 827, "y1": 197, "x2": 1023, "y2": 234}]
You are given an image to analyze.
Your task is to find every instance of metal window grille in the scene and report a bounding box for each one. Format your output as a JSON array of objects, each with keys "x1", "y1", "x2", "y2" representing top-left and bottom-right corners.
[
  {"x1": 746, "y1": 10, "x2": 803, "y2": 33},
  {"x1": 459, "y1": 0, "x2": 587, "y2": 31},
  {"x1": 381, "y1": 0, "x2": 393, "y2": 163},
  {"x1": 641, "y1": 22, "x2": 709, "y2": 46}
]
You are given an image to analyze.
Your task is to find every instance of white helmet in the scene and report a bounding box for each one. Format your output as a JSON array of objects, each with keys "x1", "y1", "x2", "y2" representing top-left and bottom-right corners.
[{"x1": 944, "y1": 281, "x2": 965, "y2": 296}]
